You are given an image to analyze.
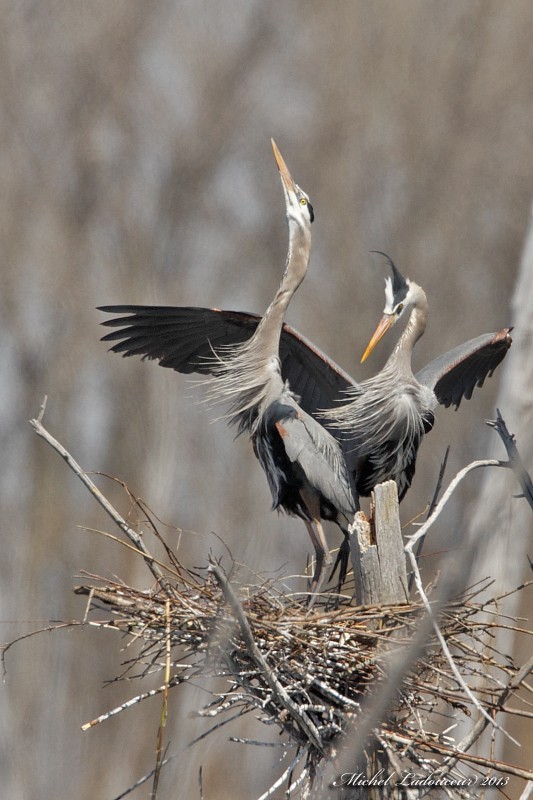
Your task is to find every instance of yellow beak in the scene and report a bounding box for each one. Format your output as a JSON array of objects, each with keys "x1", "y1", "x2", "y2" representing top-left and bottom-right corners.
[
  {"x1": 361, "y1": 314, "x2": 395, "y2": 363},
  {"x1": 271, "y1": 138, "x2": 296, "y2": 194}
]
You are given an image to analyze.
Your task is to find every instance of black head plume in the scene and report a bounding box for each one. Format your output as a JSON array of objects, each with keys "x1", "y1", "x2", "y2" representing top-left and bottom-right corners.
[{"x1": 370, "y1": 250, "x2": 409, "y2": 303}]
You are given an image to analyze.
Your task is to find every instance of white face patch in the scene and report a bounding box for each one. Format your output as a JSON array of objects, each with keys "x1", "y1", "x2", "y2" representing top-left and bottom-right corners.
[
  {"x1": 383, "y1": 275, "x2": 412, "y2": 314},
  {"x1": 384, "y1": 276, "x2": 395, "y2": 313}
]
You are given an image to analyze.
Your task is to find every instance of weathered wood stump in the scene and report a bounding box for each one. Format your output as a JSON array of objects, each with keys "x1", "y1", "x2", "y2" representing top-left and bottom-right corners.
[
  {"x1": 349, "y1": 480, "x2": 408, "y2": 607},
  {"x1": 340, "y1": 480, "x2": 408, "y2": 799}
]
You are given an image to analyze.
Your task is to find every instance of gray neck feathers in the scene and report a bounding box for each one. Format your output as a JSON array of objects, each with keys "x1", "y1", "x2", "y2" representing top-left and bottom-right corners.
[
  {"x1": 206, "y1": 219, "x2": 310, "y2": 433},
  {"x1": 328, "y1": 284, "x2": 430, "y2": 455},
  {"x1": 387, "y1": 291, "x2": 428, "y2": 374}
]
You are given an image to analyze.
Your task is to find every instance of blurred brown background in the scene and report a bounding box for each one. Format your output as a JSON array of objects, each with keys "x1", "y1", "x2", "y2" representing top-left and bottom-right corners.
[{"x1": 1, "y1": 2, "x2": 532, "y2": 798}]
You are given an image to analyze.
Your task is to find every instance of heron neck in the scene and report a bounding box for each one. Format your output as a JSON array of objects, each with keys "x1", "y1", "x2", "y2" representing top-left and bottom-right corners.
[
  {"x1": 254, "y1": 221, "x2": 310, "y2": 355},
  {"x1": 388, "y1": 290, "x2": 428, "y2": 375}
]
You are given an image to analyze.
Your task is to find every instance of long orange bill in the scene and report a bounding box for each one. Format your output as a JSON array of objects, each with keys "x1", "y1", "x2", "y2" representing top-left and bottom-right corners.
[
  {"x1": 361, "y1": 314, "x2": 395, "y2": 363},
  {"x1": 271, "y1": 138, "x2": 296, "y2": 194}
]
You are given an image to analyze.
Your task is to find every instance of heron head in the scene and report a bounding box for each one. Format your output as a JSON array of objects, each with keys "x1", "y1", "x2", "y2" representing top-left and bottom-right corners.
[
  {"x1": 271, "y1": 138, "x2": 314, "y2": 227},
  {"x1": 361, "y1": 253, "x2": 412, "y2": 363}
]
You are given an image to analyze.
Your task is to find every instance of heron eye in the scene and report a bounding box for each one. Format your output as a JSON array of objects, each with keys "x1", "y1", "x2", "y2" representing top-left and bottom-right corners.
[
  {"x1": 397, "y1": 303, "x2": 404, "y2": 313},
  {"x1": 300, "y1": 198, "x2": 307, "y2": 206}
]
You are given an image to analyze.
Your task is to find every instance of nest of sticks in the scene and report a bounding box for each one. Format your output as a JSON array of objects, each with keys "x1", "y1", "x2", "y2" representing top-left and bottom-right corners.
[
  {"x1": 75, "y1": 555, "x2": 533, "y2": 798},
  {"x1": 27, "y1": 405, "x2": 533, "y2": 798}
]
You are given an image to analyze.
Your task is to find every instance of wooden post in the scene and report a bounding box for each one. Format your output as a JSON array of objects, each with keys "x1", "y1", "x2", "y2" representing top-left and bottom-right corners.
[
  {"x1": 349, "y1": 480, "x2": 408, "y2": 607},
  {"x1": 342, "y1": 480, "x2": 408, "y2": 799}
]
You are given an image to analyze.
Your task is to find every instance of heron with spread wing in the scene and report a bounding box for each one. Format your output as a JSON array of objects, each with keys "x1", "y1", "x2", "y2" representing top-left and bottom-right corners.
[
  {"x1": 101, "y1": 141, "x2": 357, "y2": 600},
  {"x1": 327, "y1": 253, "x2": 511, "y2": 501},
  {"x1": 101, "y1": 261, "x2": 511, "y2": 500}
]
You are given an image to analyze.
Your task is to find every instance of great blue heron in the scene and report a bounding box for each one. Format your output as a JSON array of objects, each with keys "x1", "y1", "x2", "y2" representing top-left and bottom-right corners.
[
  {"x1": 100, "y1": 141, "x2": 357, "y2": 599},
  {"x1": 325, "y1": 252, "x2": 512, "y2": 501},
  {"x1": 315, "y1": 251, "x2": 511, "y2": 580}
]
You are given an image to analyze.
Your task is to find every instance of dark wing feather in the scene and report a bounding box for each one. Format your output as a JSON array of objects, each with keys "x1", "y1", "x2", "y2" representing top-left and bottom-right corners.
[
  {"x1": 99, "y1": 306, "x2": 258, "y2": 374},
  {"x1": 99, "y1": 305, "x2": 357, "y2": 415},
  {"x1": 278, "y1": 323, "x2": 357, "y2": 415},
  {"x1": 415, "y1": 328, "x2": 512, "y2": 409}
]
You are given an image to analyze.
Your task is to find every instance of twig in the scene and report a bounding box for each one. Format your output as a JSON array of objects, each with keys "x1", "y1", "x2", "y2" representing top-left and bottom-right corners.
[
  {"x1": 406, "y1": 531, "x2": 519, "y2": 747},
  {"x1": 382, "y1": 730, "x2": 533, "y2": 780},
  {"x1": 110, "y1": 753, "x2": 177, "y2": 800},
  {"x1": 377, "y1": 735, "x2": 420, "y2": 800},
  {"x1": 228, "y1": 737, "x2": 287, "y2": 747},
  {"x1": 189, "y1": 709, "x2": 248, "y2": 748},
  {"x1": 29, "y1": 396, "x2": 175, "y2": 597},
  {"x1": 520, "y1": 781, "x2": 533, "y2": 800},
  {"x1": 81, "y1": 676, "x2": 185, "y2": 731},
  {"x1": 285, "y1": 758, "x2": 310, "y2": 798},
  {"x1": 403, "y1": 416, "x2": 533, "y2": 751},
  {"x1": 151, "y1": 599, "x2": 172, "y2": 799},
  {"x1": 209, "y1": 561, "x2": 326, "y2": 755},
  {"x1": 2, "y1": 621, "x2": 83, "y2": 674},
  {"x1": 408, "y1": 445, "x2": 450, "y2": 592},
  {"x1": 405, "y1": 458, "x2": 503, "y2": 554},
  {"x1": 433, "y1": 652, "x2": 533, "y2": 780},
  {"x1": 487, "y1": 409, "x2": 533, "y2": 510},
  {"x1": 255, "y1": 746, "x2": 308, "y2": 800}
]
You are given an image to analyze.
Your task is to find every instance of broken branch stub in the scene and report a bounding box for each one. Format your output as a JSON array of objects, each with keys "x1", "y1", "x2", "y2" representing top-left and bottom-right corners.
[{"x1": 349, "y1": 481, "x2": 408, "y2": 607}]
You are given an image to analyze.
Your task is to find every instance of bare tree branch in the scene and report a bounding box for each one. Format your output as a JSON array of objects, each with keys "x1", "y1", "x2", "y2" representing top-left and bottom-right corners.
[
  {"x1": 432, "y1": 651, "x2": 533, "y2": 781},
  {"x1": 404, "y1": 457, "x2": 503, "y2": 555},
  {"x1": 486, "y1": 408, "x2": 533, "y2": 510},
  {"x1": 29, "y1": 396, "x2": 175, "y2": 597}
]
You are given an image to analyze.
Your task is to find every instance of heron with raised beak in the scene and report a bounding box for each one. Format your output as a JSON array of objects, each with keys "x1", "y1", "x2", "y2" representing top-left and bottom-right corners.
[{"x1": 100, "y1": 141, "x2": 358, "y2": 600}]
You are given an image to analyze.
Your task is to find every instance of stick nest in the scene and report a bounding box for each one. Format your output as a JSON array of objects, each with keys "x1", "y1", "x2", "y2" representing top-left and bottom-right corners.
[
  {"x1": 26, "y1": 406, "x2": 533, "y2": 797},
  {"x1": 75, "y1": 559, "x2": 532, "y2": 798}
]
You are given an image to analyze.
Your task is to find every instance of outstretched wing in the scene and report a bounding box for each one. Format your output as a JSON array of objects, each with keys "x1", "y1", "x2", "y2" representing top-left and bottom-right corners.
[
  {"x1": 99, "y1": 306, "x2": 256, "y2": 373},
  {"x1": 99, "y1": 305, "x2": 357, "y2": 416},
  {"x1": 415, "y1": 328, "x2": 512, "y2": 409}
]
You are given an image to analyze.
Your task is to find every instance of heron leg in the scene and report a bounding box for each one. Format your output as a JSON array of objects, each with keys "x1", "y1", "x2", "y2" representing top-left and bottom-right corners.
[
  {"x1": 303, "y1": 520, "x2": 330, "y2": 606},
  {"x1": 300, "y1": 490, "x2": 332, "y2": 607},
  {"x1": 330, "y1": 530, "x2": 350, "y2": 593}
]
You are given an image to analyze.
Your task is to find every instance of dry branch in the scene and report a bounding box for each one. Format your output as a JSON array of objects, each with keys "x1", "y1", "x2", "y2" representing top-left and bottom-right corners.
[
  {"x1": 487, "y1": 408, "x2": 533, "y2": 510},
  {"x1": 29, "y1": 397, "x2": 175, "y2": 597}
]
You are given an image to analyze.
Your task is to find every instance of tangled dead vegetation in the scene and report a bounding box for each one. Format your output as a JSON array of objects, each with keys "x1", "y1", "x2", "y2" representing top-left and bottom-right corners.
[
  {"x1": 72, "y1": 555, "x2": 533, "y2": 798},
  {"x1": 16, "y1": 400, "x2": 533, "y2": 799}
]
